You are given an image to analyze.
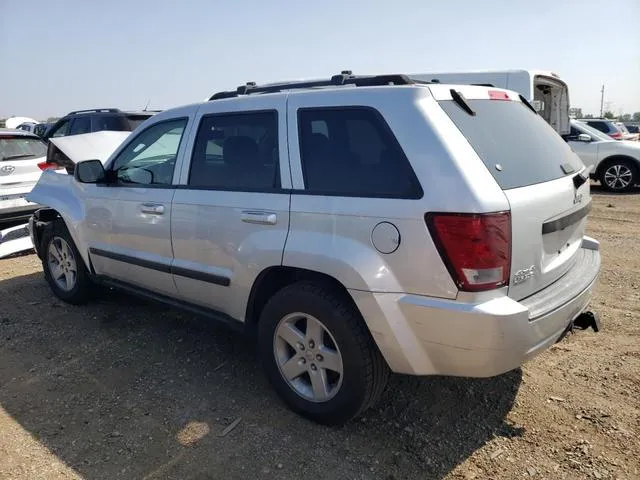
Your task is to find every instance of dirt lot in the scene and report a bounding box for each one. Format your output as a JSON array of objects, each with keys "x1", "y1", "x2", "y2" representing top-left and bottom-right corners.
[{"x1": 0, "y1": 186, "x2": 638, "y2": 480}]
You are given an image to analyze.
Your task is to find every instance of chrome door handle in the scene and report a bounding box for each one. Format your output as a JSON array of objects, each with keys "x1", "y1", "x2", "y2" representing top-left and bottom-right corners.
[
  {"x1": 240, "y1": 211, "x2": 277, "y2": 225},
  {"x1": 140, "y1": 203, "x2": 165, "y2": 215}
]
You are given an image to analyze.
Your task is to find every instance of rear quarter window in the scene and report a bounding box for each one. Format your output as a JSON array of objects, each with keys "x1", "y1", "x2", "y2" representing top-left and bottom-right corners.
[
  {"x1": 297, "y1": 107, "x2": 422, "y2": 198},
  {"x1": 439, "y1": 98, "x2": 583, "y2": 190}
]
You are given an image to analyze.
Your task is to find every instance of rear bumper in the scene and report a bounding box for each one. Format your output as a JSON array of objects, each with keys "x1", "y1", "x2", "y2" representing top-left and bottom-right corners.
[
  {"x1": 0, "y1": 198, "x2": 40, "y2": 224},
  {"x1": 351, "y1": 236, "x2": 601, "y2": 377}
]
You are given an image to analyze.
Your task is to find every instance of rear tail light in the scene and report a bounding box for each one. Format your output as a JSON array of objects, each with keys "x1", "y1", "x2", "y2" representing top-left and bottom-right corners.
[
  {"x1": 37, "y1": 161, "x2": 61, "y2": 171},
  {"x1": 609, "y1": 131, "x2": 622, "y2": 140},
  {"x1": 426, "y1": 212, "x2": 511, "y2": 292}
]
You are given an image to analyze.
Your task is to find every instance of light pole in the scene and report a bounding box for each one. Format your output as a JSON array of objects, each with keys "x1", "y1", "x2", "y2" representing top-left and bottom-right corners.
[{"x1": 599, "y1": 84, "x2": 605, "y2": 117}]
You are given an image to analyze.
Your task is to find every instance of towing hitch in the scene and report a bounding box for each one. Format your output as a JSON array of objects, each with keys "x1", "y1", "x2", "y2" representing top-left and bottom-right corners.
[{"x1": 572, "y1": 311, "x2": 601, "y2": 332}]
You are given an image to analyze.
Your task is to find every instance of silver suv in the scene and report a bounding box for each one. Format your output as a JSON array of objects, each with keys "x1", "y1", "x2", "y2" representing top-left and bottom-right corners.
[{"x1": 27, "y1": 72, "x2": 601, "y2": 425}]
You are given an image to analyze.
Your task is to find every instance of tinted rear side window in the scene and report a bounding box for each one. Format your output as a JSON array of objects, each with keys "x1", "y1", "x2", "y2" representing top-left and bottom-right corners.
[
  {"x1": 298, "y1": 108, "x2": 422, "y2": 198},
  {"x1": 439, "y1": 99, "x2": 582, "y2": 190},
  {"x1": 92, "y1": 115, "x2": 129, "y2": 132},
  {"x1": 127, "y1": 114, "x2": 154, "y2": 130}
]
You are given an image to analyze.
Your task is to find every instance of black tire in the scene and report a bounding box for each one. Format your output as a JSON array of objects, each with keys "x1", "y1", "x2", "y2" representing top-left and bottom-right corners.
[
  {"x1": 258, "y1": 281, "x2": 389, "y2": 425},
  {"x1": 41, "y1": 219, "x2": 94, "y2": 305},
  {"x1": 599, "y1": 158, "x2": 638, "y2": 192}
]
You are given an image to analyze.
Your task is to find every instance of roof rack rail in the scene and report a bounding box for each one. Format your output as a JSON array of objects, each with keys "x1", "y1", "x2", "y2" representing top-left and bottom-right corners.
[
  {"x1": 66, "y1": 108, "x2": 122, "y2": 115},
  {"x1": 208, "y1": 71, "x2": 428, "y2": 101}
]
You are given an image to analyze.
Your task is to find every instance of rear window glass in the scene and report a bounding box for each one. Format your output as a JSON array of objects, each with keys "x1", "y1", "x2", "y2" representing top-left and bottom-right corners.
[
  {"x1": 439, "y1": 99, "x2": 582, "y2": 190},
  {"x1": 92, "y1": 115, "x2": 129, "y2": 132},
  {"x1": 127, "y1": 114, "x2": 154, "y2": 130},
  {"x1": 0, "y1": 137, "x2": 47, "y2": 161}
]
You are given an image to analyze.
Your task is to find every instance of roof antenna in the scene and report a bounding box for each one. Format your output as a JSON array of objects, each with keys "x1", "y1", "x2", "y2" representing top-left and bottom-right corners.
[{"x1": 143, "y1": 99, "x2": 150, "y2": 111}]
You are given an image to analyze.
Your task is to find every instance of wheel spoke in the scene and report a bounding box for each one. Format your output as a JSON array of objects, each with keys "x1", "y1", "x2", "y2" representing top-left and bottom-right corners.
[
  {"x1": 50, "y1": 263, "x2": 64, "y2": 280},
  {"x1": 319, "y1": 346, "x2": 342, "y2": 373},
  {"x1": 305, "y1": 317, "x2": 324, "y2": 345},
  {"x1": 64, "y1": 271, "x2": 75, "y2": 291},
  {"x1": 60, "y1": 240, "x2": 71, "y2": 259},
  {"x1": 278, "y1": 323, "x2": 305, "y2": 349},
  {"x1": 310, "y1": 368, "x2": 329, "y2": 401},
  {"x1": 280, "y1": 355, "x2": 306, "y2": 381},
  {"x1": 49, "y1": 244, "x2": 62, "y2": 264}
]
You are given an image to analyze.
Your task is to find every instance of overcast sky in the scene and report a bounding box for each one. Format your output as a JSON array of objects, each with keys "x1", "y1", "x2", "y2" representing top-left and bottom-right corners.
[{"x1": 1, "y1": 0, "x2": 639, "y2": 119}]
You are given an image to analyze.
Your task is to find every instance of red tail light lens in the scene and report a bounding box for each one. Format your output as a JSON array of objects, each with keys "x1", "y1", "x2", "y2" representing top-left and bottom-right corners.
[
  {"x1": 426, "y1": 212, "x2": 511, "y2": 292},
  {"x1": 37, "y1": 161, "x2": 60, "y2": 171},
  {"x1": 609, "y1": 131, "x2": 622, "y2": 139},
  {"x1": 488, "y1": 90, "x2": 510, "y2": 100}
]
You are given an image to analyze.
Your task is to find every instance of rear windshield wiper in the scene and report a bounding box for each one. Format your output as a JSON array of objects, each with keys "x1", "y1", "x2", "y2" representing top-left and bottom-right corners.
[
  {"x1": 519, "y1": 94, "x2": 538, "y2": 114},
  {"x1": 449, "y1": 89, "x2": 476, "y2": 116},
  {"x1": 1, "y1": 153, "x2": 35, "y2": 161}
]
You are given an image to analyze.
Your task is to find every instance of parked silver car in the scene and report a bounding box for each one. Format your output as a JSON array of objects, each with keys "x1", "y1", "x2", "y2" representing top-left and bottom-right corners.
[{"x1": 27, "y1": 73, "x2": 601, "y2": 424}]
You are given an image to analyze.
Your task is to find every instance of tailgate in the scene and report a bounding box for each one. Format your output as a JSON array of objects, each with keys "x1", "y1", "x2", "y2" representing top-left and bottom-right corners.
[{"x1": 504, "y1": 174, "x2": 591, "y2": 300}]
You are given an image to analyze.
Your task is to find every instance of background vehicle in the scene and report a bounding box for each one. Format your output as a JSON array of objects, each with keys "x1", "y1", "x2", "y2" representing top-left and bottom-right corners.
[
  {"x1": 566, "y1": 119, "x2": 640, "y2": 191},
  {"x1": 42, "y1": 108, "x2": 159, "y2": 142},
  {"x1": 33, "y1": 123, "x2": 51, "y2": 138},
  {"x1": 578, "y1": 118, "x2": 625, "y2": 140},
  {"x1": 624, "y1": 123, "x2": 639, "y2": 135},
  {"x1": 27, "y1": 73, "x2": 600, "y2": 425},
  {"x1": 615, "y1": 122, "x2": 639, "y2": 141},
  {"x1": 0, "y1": 130, "x2": 51, "y2": 223},
  {"x1": 16, "y1": 122, "x2": 40, "y2": 134},
  {"x1": 409, "y1": 69, "x2": 571, "y2": 135}
]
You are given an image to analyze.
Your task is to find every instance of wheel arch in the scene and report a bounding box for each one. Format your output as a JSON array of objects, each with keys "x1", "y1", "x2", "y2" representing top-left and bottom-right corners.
[
  {"x1": 596, "y1": 154, "x2": 640, "y2": 178},
  {"x1": 244, "y1": 266, "x2": 357, "y2": 332}
]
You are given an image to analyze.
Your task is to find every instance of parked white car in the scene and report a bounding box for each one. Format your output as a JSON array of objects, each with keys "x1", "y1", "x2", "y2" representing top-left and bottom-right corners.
[
  {"x1": 567, "y1": 120, "x2": 640, "y2": 191},
  {"x1": 0, "y1": 129, "x2": 52, "y2": 224}
]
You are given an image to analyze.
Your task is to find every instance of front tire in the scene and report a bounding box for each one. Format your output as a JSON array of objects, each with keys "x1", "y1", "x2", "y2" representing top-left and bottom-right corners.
[
  {"x1": 599, "y1": 159, "x2": 637, "y2": 192},
  {"x1": 258, "y1": 282, "x2": 389, "y2": 425},
  {"x1": 41, "y1": 220, "x2": 94, "y2": 304}
]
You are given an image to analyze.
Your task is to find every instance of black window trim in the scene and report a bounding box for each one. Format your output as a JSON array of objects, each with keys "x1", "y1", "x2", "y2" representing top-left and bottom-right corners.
[
  {"x1": 104, "y1": 116, "x2": 190, "y2": 190},
  {"x1": 296, "y1": 105, "x2": 424, "y2": 200},
  {"x1": 183, "y1": 109, "x2": 284, "y2": 194}
]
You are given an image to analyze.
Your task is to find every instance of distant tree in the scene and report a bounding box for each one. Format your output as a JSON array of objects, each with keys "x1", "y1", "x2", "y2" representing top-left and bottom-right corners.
[
  {"x1": 633, "y1": 112, "x2": 640, "y2": 122},
  {"x1": 619, "y1": 113, "x2": 632, "y2": 122},
  {"x1": 603, "y1": 111, "x2": 615, "y2": 119},
  {"x1": 583, "y1": 114, "x2": 595, "y2": 119},
  {"x1": 45, "y1": 117, "x2": 59, "y2": 123}
]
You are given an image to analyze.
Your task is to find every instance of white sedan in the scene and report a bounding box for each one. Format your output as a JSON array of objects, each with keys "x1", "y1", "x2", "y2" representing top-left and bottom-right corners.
[{"x1": 567, "y1": 120, "x2": 640, "y2": 192}]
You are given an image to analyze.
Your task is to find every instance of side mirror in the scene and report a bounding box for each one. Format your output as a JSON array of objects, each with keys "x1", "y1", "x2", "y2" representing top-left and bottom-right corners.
[
  {"x1": 74, "y1": 159, "x2": 106, "y2": 183},
  {"x1": 577, "y1": 133, "x2": 592, "y2": 142}
]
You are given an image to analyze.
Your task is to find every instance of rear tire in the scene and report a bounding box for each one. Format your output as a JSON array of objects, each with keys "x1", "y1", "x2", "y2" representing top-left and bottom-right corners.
[
  {"x1": 258, "y1": 281, "x2": 389, "y2": 425},
  {"x1": 599, "y1": 159, "x2": 638, "y2": 192},
  {"x1": 41, "y1": 220, "x2": 94, "y2": 305}
]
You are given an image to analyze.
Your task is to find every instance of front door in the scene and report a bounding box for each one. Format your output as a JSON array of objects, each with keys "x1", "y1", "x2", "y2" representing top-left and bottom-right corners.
[
  {"x1": 89, "y1": 117, "x2": 191, "y2": 297},
  {"x1": 171, "y1": 96, "x2": 290, "y2": 322}
]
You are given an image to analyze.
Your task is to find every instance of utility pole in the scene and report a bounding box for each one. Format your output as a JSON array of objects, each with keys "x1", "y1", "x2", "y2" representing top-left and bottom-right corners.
[{"x1": 599, "y1": 84, "x2": 605, "y2": 117}]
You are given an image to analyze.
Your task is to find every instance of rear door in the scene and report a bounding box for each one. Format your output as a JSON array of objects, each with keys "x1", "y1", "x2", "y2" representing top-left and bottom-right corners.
[
  {"x1": 171, "y1": 95, "x2": 290, "y2": 322},
  {"x1": 436, "y1": 88, "x2": 589, "y2": 300}
]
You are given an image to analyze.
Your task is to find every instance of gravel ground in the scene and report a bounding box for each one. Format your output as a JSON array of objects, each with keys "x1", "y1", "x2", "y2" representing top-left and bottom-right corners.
[{"x1": 0, "y1": 186, "x2": 638, "y2": 480}]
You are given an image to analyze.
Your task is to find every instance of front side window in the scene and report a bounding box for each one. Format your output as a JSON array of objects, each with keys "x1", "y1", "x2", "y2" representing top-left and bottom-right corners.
[
  {"x1": 297, "y1": 107, "x2": 421, "y2": 198},
  {"x1": 111, "y1": 118, "x2": 187, "y2": 186},
  {"x1": 188, "y1": 111, "x2": 279, "y2": 190}
]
